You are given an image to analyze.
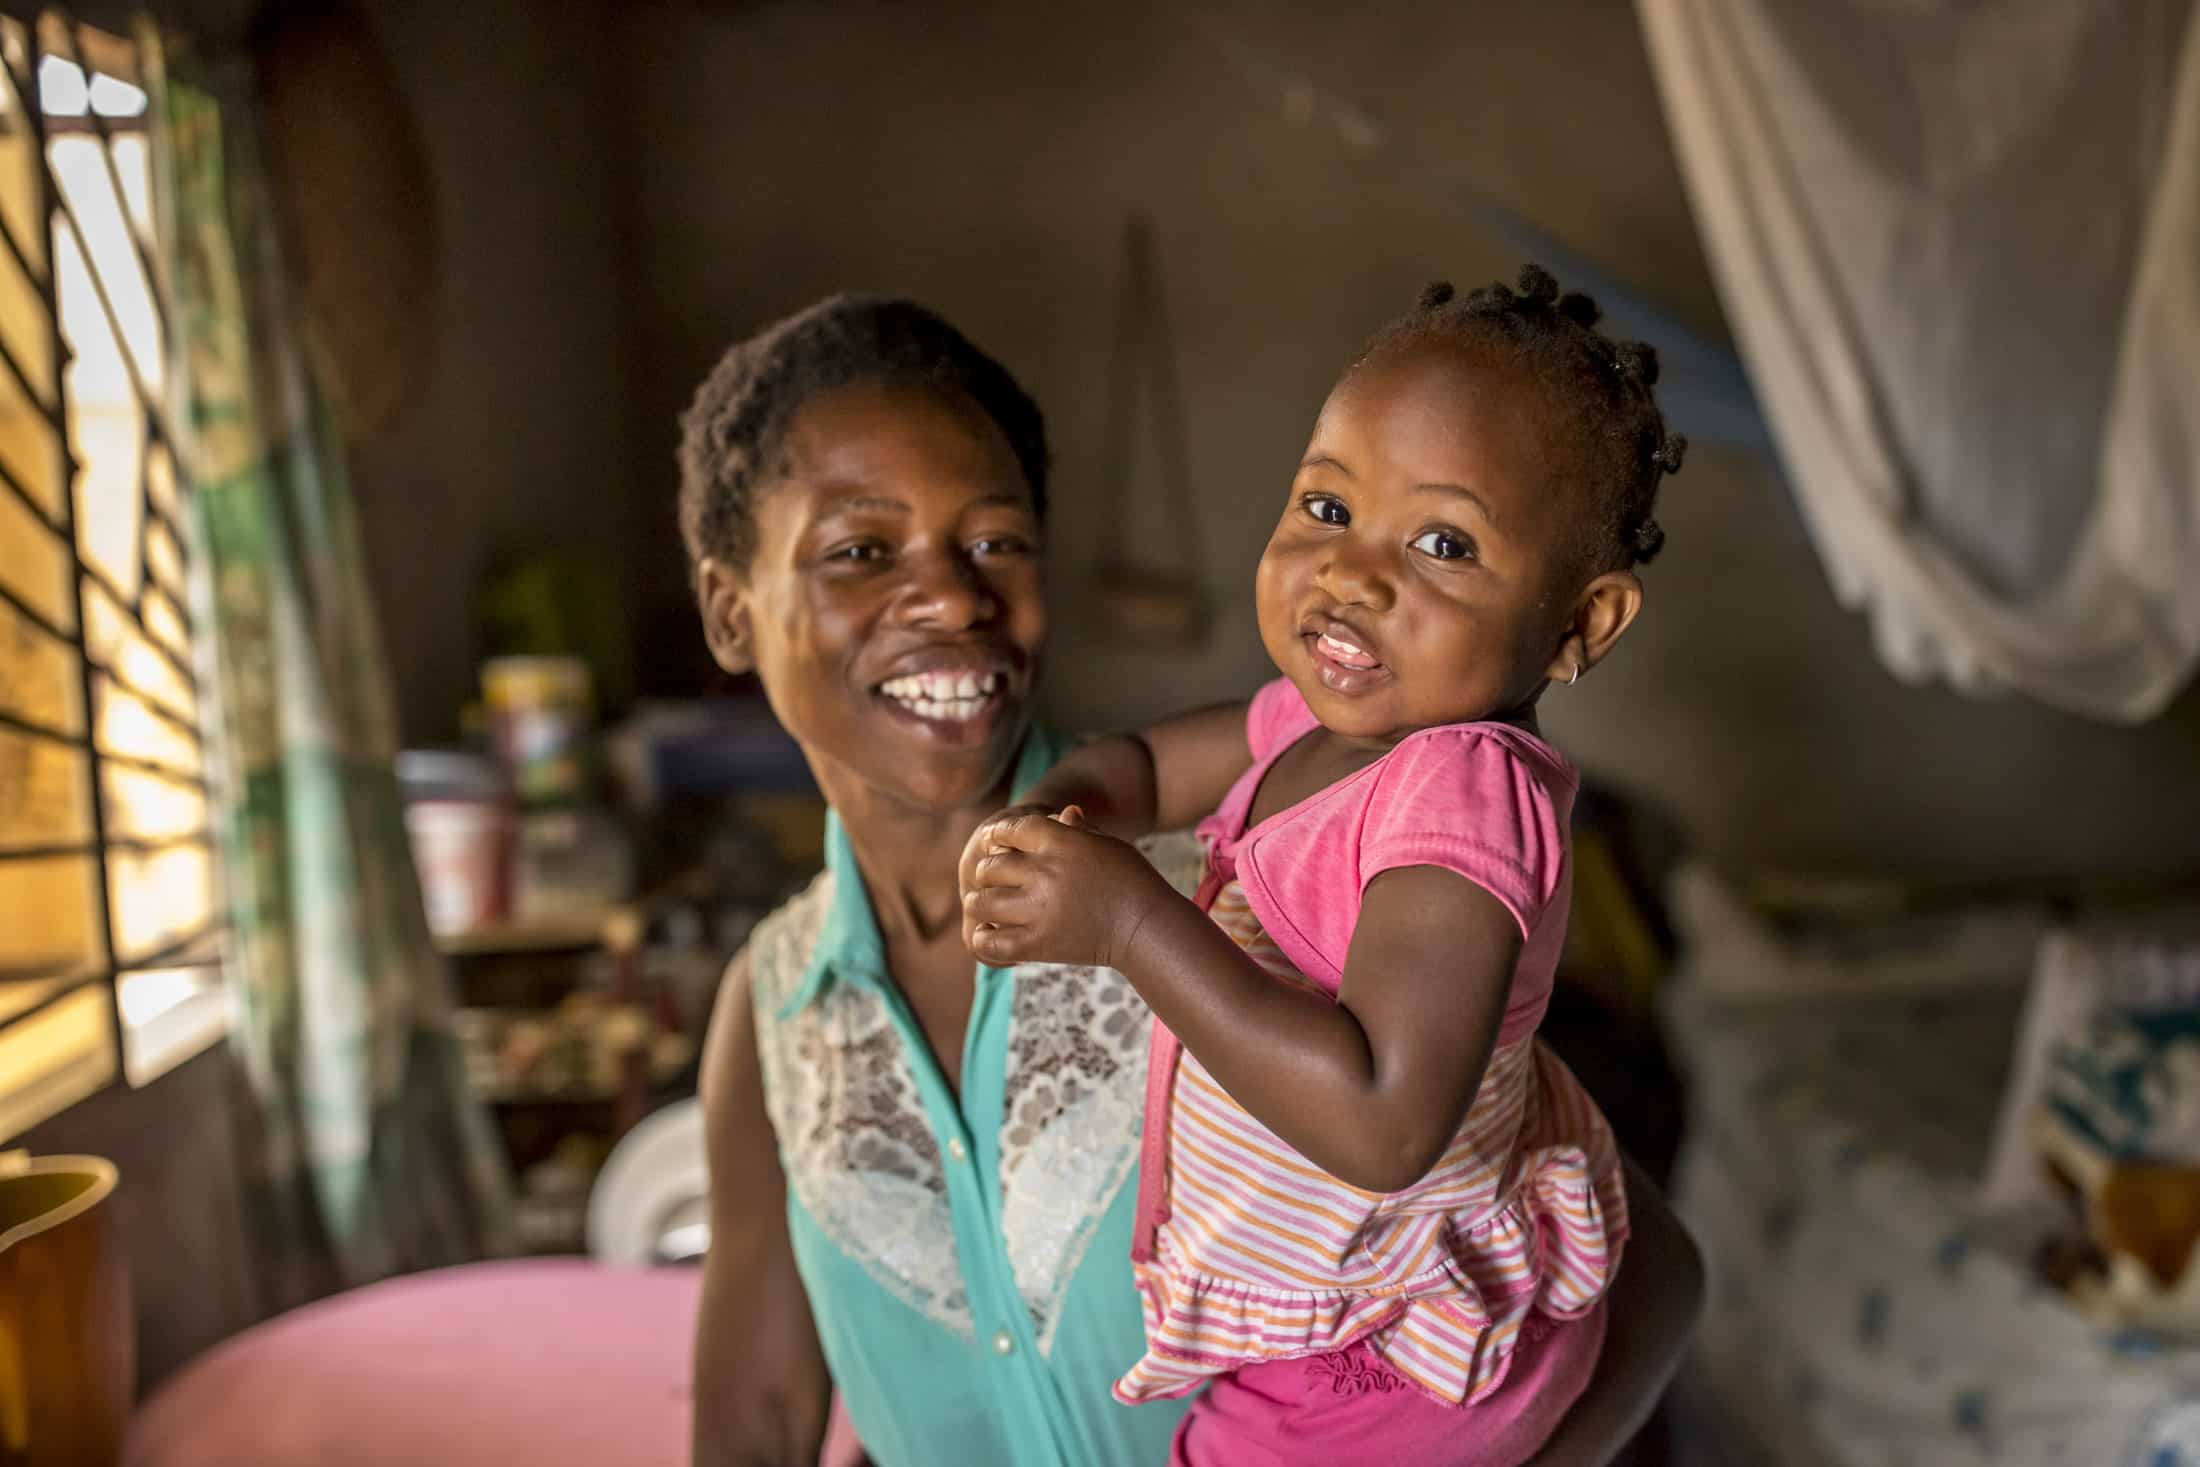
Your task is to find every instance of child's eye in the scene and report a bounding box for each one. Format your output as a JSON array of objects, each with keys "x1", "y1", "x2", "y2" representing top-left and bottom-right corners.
[
  {"x1": 1409, "y1": 528, "x2": 1475, "y2": 562},
  {"x1": 825, "y1": 541, "x2": 889, "y2": 565},
  {"x1": 970, "y1": 533, "x2": 1035, "y2": 559},
  {"x1": 1302, "y1": 494, "x2": 1350, "y2": 527}
]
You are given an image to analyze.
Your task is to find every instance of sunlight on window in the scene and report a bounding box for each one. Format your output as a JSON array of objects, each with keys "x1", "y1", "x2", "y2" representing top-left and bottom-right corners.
[{"x1": 0, "y1": 17, "x2": 224, "y2": 1134}]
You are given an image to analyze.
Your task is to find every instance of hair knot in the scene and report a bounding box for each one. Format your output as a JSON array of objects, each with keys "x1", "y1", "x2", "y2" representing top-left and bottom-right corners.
[
  {"x1": 1516, "y1": 263, "x2": 1560, "y2": 306},
  {"x1": 1611, "y1": 340, "x2": 1660, "y2": 386},
  {"x1": 1416, "y1": 281, "x2": 1456, "y2": 312},
  {"x1": 1656, "y1": 433, "x2": 1688, "y2": 475},
  {"x1": 1632, "y1": 518, "x2": 1666, "y2": 563},
  {"x1": 1556, "y1": 291, "x2": 1601, "y2": 328}
]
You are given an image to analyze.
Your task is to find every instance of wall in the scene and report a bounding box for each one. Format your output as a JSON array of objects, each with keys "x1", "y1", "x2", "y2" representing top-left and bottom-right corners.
[
  {"x1": 346, "y1": 0, "x2": 638, "y2": 744},
  {"x1": 618, "y1": 0, "x2": 2200, "y2": 883}
]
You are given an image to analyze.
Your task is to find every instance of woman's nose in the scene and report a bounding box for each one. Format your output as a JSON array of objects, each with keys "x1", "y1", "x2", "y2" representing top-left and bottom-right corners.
[{"x1": 898, "y1": 546, "x2": 998, "y2": 630}]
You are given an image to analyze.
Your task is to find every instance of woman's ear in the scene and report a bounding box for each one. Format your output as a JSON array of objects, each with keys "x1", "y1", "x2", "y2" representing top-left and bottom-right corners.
[
  {"x1": 1544, "y1": 570, "x2": 1643, "y2": 685},
  {"x1": 696, "y1": 556, "x2": 755, "y2": 676}
]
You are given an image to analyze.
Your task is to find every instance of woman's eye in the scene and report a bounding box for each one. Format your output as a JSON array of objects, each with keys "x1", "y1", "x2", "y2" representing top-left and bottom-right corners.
[
  {"x1": 1410, "y1": 528, "x2": 1475, "y2": 562},
  {"x1": 971, "y1": 534, "x2": 1034, "y2": 559},
  {"x1": 826, "y1": 541, "x2": 888, "y2": 564},
  {"x1": 1303, "y1": 494, "x2": 1350, "y2": 527}
]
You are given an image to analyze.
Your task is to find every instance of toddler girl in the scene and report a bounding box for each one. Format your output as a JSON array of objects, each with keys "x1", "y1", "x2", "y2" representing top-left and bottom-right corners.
[{"x1": 959, "y1": 265, "x2": 1686, "y2": 1466}]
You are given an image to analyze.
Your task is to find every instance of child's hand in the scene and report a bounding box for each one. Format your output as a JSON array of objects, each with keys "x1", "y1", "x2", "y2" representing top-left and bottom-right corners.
[
  {"x1": 956, "y1": 803, "x2": 1056, "y2": 910},
  {"x1": 961, "y1": 806, "x2": 1172, "y2": 970}
]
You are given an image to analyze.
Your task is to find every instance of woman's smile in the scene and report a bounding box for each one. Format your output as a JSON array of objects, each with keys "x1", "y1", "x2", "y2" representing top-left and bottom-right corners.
[{"x1": 871, "y1": 661, "x2": 1014, "y2": 741}]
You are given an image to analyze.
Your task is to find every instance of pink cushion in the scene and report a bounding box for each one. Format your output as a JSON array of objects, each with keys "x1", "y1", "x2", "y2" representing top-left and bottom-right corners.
[{"x1": 126, "y1": 1259, "x2": 700, "y2": 1467}]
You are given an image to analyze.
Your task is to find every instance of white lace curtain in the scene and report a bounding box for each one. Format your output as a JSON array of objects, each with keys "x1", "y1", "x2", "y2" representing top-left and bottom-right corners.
[{"x1": 1637, "y1": 0, "x2": 2200, "y2": 722}]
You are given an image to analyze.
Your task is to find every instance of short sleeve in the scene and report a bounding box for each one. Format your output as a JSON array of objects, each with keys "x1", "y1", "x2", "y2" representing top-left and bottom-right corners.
[
  {"x1": 1358, "y1": 730, "x2": 1569, "y2": 938},
  {"x1": 1245, "y1": 677, "x2": 1319, "y2": 762}
]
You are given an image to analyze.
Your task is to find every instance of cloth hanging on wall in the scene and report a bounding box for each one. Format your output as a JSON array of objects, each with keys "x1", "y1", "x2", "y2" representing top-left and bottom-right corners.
[
  {"x1": 158, "y1": 43, "x2": 511, "y2": 1307},
  {"x1": 1637, "y1": 0, "x2": 2200, "y2": 721}
]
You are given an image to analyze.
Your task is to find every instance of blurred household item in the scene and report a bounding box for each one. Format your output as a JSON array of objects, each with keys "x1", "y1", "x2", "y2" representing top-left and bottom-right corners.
[
  {"x1": 396, "y1": 750, "x2": 515, "y2": 937},
  {"x1": 605, "y1": 697, "x2": 814, "y2": 807},
  {"x1": 1997, "y1": 931, "x2": 2200, "y2": 1333},
  {"x1": 123, "y1": 1259, "x2": 699, "y2": 1467},
  {"x1": 479, "y1": 554, "x2": 635, "y2": 718},
  {"x1": 1639, "y1": 0, "x2": 2200, "y2": 720},
  {"x1": 587, "y1": 1099, "x2": 707, "y2": 1266},
  {"x1": 1665, "y1": 867, "x2": 2200, "y2": 1465},
  {"x1": 0, "y1": 1152, "x2": 131, "y2": 1467},
  {"x1": 512, "y1": 806, "x2": 633, "y2": 923},
  {"x1": 441, "y1": 888, "x2": 705, "y2": 1253},
  {"x1": 483, "y1": 655, "x2": 593, "y2": 805}
]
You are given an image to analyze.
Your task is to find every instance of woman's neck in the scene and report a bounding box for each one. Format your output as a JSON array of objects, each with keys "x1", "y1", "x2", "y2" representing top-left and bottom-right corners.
[{"x1": 824, "y1": 773, "x2": 1012, "y2": 947}]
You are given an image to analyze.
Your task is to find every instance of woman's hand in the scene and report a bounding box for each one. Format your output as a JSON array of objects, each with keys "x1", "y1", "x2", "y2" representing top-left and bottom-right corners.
[{"x1": 961, "y1": 807, "x2": 1179, "y2": 969}]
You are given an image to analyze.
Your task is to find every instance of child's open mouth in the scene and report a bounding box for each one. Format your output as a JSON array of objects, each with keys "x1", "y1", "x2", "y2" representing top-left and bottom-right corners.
[
  {"x1": 1305, "y1": 623, "x2": 1389, "y2": 692},
  {"x1": 875, "y1": 669, "x2": 1006, "y2": 725}
]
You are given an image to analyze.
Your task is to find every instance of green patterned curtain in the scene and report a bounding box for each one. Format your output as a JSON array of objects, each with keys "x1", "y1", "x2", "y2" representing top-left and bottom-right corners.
[{"x1": 153, "y1": 34, "x2": 511, "y2": 1306}]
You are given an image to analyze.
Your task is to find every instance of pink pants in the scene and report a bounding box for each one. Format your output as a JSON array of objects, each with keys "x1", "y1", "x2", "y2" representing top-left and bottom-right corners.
[{"x1": 1166, "y1": 1301, "x2": 1608, "y2": 1467}]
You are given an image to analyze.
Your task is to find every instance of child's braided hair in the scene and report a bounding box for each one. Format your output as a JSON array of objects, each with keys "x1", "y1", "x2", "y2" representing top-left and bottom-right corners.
[{"x1": 1360, "y1": 264, "x2": 1686, "y2": 572}]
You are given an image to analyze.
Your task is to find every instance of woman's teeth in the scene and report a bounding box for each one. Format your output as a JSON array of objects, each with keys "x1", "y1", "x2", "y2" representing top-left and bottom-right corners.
[
  {"x1": 1318, "y1": 632, "x2": 1379, "y2": 670},
  {"x1": 879, "y1": 670, "x2": 1004, "y2": 722}
]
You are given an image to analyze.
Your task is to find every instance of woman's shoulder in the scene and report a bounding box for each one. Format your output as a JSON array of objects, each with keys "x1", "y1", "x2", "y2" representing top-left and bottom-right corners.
[{"x1": 739, "y1": 867, "x2": 837, "y2": 1017}]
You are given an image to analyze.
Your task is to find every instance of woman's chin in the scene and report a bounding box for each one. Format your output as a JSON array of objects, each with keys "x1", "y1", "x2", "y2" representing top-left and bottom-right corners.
[{"x1": 866, "y1": 699, "x2": 1029, "y2": 808}]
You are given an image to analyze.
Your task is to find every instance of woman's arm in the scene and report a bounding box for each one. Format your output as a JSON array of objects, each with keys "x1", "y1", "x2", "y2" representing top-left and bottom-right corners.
[
  {"x1": 692, "y1": 947, "x2": 834, "y2": 1467},
  {"x1": 966, "y1": 819, "x2": 1515, "y2": 1193},
  {"x1": 1528, "y1": 1156, "x2": 1705, "y2": 1465}
]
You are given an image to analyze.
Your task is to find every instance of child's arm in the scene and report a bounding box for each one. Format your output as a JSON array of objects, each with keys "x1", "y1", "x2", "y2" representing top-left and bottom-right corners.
[
  {"x1": 958, "y1": 701, "x2": 1253, "y2": 901},
  {"x1": 1009, "y1": 700, "x2": 1255, "y2": 840},
  {"x1": 964, "y1": 815, "x2": 1515, "y2": 1194}
]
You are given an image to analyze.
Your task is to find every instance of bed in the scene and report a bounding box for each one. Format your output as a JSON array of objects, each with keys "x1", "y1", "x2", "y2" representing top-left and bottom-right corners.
[{"x1": 1662, "y1": 868, "x2": 2200, "y2": 1467}]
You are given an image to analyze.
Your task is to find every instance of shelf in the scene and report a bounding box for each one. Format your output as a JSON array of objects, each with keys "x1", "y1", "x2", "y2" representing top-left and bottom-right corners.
[{"x1": 433, "y1": 908, "x2": 621, "y2": 956}]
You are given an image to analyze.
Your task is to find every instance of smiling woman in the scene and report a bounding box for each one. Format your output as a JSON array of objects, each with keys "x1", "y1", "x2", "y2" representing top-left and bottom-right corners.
[{"x1": 678, "y1": 301, "x2": 1052, "y2": 816}]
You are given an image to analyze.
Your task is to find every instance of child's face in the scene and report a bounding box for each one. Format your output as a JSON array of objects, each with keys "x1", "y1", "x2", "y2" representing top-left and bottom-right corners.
[
  {"x1": 1256, "y1": 341, "x2": 1608, "y2": 744},
  {"x1": 697, "y1": 382, "x2": 1047, "y2": 815}
]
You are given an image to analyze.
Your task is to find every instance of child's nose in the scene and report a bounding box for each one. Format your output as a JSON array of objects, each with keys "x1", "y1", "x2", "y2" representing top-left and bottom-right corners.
[{"x1": 1314, "y1": 542, "x2": 1394, "y2": 610}]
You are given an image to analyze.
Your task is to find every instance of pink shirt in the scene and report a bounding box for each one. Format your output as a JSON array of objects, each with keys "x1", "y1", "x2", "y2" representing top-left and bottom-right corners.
[
  {"x1": 1197, "y1": 677, "x2": 1578, "y2": 1047},
  {"x1": 1116, "y1": 679, "x2": 1626, "y2": 1411}
]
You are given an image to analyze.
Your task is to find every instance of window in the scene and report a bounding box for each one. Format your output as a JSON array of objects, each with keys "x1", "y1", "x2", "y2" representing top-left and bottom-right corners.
[{"x1": 0, "y1": 13, "x2": 224, "y2": 1140}]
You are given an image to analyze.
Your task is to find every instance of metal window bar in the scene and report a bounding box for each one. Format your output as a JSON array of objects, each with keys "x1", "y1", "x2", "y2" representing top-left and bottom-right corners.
[
  {"x1": 79, "y1": 561, "x2": 200, "y2": 697},
  {"x1": 0, "y1": 316, "x2": 58, "y2": 419},
  {"x1": 1, "y1": 832, "x2": 214, "y2": 862},
  {"x1": 0, "y1": 706, "x2": 208, "y2": 787},
  {"x1": 0, "y1": 10, "x2": 221, "y2": 1092},
  {"x1": 0, "y1": 451, "x2": 67, "y2": 532},
  {"x1": 0, "y1": 563, "x2": 77, "y2": 643}
]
